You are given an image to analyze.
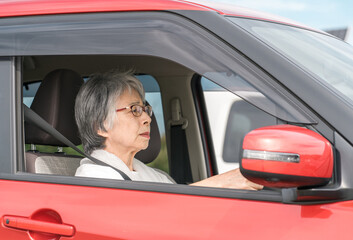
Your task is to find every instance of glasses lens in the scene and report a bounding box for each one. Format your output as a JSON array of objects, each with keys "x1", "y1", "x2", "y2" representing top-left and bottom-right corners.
[
  {"x1": 130, "y1": 105, "x2": 153, "y2": 117},
  {"x1": 145, "y1": 105, "x2": 153, "y2": 117},
  {"x1": 131, "y1": 105, "x2": 143, "y2": 117}
]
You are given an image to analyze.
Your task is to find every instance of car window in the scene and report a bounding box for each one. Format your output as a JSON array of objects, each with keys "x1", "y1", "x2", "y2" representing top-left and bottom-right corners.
[
  {"x1": 4, "y1": 11, "x2": 292, "y2": 201},
  {"x1": 200, "y1": 77, "x2": 277, "y2": 174},
  {"x1": 23, "y1": 81, "x2": 40, "y2": 107},
  {"x1": 23, "y1": 74, "x2": 169, "y2": 173}
]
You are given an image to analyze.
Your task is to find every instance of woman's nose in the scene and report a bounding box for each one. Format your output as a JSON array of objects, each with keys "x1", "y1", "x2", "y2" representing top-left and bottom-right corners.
[{"x1": 141, "y1": 111, "x2": 152, "y2": 125}]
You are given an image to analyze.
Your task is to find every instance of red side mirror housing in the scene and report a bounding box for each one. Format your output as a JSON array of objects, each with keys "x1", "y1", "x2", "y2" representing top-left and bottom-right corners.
[{"x1": 240, "y1": 125, "x2": 333, "y2": 188}]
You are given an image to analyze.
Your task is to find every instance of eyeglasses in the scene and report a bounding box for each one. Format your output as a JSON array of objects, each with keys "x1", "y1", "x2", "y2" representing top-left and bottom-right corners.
[{"x1": 116, "y1": 105, "x2": 153, "y2": 117}]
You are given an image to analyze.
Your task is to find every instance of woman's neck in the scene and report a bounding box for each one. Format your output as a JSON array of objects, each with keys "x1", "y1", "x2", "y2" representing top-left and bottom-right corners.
[{"x1": 103, "y1": 147, "x2": 136, "y2": 171}]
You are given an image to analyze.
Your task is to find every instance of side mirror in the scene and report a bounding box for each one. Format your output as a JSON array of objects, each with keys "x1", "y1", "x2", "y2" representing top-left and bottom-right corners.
[{"x1": 240, "y1": 125, "x2": 333, "y2": 188}]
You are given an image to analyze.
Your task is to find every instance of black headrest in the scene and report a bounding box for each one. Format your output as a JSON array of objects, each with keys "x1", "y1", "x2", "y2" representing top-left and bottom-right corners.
[
  {"x1": 135, "y1": 109, "x2": 161, "y2": 164},
  {"x1": 25, "y1": 69, "x2": 84, "y2": 146}
]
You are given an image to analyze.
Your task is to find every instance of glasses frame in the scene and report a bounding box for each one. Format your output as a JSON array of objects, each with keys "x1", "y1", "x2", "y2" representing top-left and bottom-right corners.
[{"x1": 116, "y1": 104, "x2": 153, "y2": 117}]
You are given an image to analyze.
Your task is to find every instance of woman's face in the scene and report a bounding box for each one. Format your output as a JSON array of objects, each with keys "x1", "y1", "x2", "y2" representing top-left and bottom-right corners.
[{"x1": 100, "y1": 89, "x2": 151, "y2": 157}]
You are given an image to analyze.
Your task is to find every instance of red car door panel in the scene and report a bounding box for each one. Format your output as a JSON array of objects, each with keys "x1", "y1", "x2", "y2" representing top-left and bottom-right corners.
[{"x1": 1, "y1": 179, "x2": 353, "y2": 239}]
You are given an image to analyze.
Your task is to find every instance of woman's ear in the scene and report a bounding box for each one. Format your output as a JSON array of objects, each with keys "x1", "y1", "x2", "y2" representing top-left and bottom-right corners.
[{"x1": 97, "y1": 128, "x2": 109, "y2": 137}]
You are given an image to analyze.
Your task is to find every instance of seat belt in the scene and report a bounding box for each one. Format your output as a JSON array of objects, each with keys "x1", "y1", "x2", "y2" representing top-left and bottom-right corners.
[
  {"x1": 169, "y1": 98, "x2": 192, "y2": 184},
  {"x1": 23, "y1": 104, "x2": 131, "y2": 181}
]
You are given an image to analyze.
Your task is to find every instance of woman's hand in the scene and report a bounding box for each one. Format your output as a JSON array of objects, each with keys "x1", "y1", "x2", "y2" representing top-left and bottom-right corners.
[{"x1": 190, "y1": 168, "x2": 263, "y2": 190}]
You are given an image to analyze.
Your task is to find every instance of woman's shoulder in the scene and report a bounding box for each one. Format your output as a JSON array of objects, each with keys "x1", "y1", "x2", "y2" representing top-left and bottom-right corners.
[{"x1": 75, "y1": 159, "x2": 124, "y2": 180}]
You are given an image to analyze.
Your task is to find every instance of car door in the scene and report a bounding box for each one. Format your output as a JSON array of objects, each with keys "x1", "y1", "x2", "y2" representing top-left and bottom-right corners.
[{"x1": 1, "y1": 9, "x2": 353, "y2": 240}]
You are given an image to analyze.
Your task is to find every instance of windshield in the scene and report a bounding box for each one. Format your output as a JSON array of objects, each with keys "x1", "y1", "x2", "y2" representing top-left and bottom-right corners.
[{"x1": 228, "y1": 17, "x2": 353, "y2": 106}]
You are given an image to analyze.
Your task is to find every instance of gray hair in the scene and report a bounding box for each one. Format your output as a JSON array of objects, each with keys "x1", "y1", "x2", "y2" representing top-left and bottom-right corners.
[{"x1": 75, "y1": 70, "x2": 145, "y2": 154}]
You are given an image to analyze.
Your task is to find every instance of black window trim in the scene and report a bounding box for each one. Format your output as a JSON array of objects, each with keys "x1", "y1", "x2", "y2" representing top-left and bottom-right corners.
[{"x1": 191, "y1": 74, "x2": 218, "y2": 177}]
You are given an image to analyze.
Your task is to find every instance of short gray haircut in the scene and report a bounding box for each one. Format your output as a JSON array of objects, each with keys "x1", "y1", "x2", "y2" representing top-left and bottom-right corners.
[{"x1": 75, "y1": 70, "x2": 145, "y2": 154}]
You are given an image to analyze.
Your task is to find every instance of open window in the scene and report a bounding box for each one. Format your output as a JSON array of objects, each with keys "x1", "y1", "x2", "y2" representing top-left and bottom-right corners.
[{"x1": 22, "y1": 55, "x2": 169, "y2": 176}]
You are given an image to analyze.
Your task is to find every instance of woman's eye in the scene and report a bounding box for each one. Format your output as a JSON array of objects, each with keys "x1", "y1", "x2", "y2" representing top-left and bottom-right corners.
[{"x1": 131, "y1": 106, "x2": 140, "y2": 113}]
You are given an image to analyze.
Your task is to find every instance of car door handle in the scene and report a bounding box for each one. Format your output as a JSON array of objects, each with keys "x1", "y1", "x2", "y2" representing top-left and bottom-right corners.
[{"x1": 3, "y1": 215, "x2": 75, "y2": 237}]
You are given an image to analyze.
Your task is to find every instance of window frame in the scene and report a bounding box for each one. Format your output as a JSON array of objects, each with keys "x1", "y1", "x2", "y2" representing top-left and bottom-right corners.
[
  {"x1": 0, "y1": 10, "x2": 326, "y2": 202},
  {"x1": 0, "y1": 57, "x2": 18, "y2": 174}
]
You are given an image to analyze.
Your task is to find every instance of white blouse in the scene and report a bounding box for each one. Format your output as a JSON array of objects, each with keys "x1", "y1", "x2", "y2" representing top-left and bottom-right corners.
[{"x1": 75, "y1": 149, "x2": 174, "y2": 184}]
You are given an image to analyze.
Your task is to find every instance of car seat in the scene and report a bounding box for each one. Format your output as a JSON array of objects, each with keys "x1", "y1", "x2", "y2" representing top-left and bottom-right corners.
[{"x1": 25, "y1": 69, "x2": 84, "y2": 175}]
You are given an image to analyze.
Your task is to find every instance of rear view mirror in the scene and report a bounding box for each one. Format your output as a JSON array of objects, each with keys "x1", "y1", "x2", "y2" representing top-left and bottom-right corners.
[{"x1": 240, "y1": 125, "x2": 333, "y2": 188}]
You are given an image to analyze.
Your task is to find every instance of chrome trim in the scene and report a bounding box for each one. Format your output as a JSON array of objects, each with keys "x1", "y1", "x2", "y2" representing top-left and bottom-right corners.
[{"x1": 243, "y1": 150, "x2": 300, "y2": 163}]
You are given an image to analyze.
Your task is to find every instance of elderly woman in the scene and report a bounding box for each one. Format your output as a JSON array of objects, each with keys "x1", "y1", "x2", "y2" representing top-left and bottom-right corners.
[{"x1": 75, "y1": 70, "x2": 262, "y2": 190}]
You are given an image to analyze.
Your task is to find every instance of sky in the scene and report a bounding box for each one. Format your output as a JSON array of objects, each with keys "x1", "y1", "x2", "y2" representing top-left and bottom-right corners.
[{"x1": 194, "y1": 0, "x2": 353, "y2": 44}]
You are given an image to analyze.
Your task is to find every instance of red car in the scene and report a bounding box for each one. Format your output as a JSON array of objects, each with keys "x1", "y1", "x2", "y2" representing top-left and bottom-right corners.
[{"x1": 1, "y1": 0, "x2": 353, "y2": 239}]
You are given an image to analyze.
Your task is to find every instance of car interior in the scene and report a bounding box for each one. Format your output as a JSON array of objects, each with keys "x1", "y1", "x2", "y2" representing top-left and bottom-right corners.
[{"x1": 22, "y1": 54, "x2": 210, "y2": 184}]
